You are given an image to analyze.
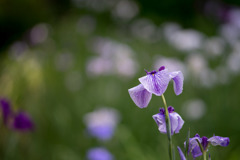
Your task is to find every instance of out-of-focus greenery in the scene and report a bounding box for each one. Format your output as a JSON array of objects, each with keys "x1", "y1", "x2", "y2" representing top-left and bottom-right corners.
[{"x1": 1, "y1": 0, "x2": 240, "y2": 160}]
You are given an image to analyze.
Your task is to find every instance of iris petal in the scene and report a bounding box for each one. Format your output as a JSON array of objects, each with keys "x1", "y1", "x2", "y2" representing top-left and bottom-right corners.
[
  {"x1": 188, "y1": 136, "x2": 202, "y2": 158},
  {"x1": 153, "y1": 108, "x2": 184, "y2": 135},
  {"x1": 139, "y1": 70, "x2": 171, "y2": 96},
  {"x1": 171, "y1": 112, "x2": 184, "y2": 134},
  {"x1": 169, "y1": 71, "x2": 184, "y2": 95},
  {"x1": 152, "y1": 113, "x2": 166, "y2": 134},
  {"x1": 128, "y1": 84, "x2": 152, "y2": 108},
  {"x1": 170, "y1": 113, "x2": 179, "y2": 135},
  {"x1": 208, "y1": 136, "x2": 230, "y2": 147},
  {"x1": 177, "y1": 146, "x2": 186, "y2": 160}
]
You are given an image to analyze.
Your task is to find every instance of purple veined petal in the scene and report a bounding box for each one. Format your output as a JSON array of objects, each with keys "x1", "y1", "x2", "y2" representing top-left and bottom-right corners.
[
  {"x1": 177, "y1": 146, "x2": 186, "y2": 160},
  {"x1": 152, "y1": 113, "x2": 166, "y2": 134},
  {"x1": 170, "y1": 112, "x2": 184, "y2": 134},
  {"x1": 208, "y1": 136, "x2": 230, "y2": 147},
  {"x1": 169, "y1": 71, "x2": 184, "y2": 95},
  {"x1": 128, "y1": 84, "x2": 152, "y2": 108},
  {"x1": 12, "y1": 112, "x2": 34, "y2": 131},
  {"x1": 139, "y1": 69, "x2": 171, "y2": 96}
]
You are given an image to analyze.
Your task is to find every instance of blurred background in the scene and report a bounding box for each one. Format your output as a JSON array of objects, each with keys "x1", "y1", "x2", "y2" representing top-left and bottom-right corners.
[{"x1": 0, "y1": 0, "x2": 240, "y2": 159}]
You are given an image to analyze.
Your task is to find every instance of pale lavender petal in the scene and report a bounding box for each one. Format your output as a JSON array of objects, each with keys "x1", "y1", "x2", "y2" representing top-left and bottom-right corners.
[
  {"x1": 88, "y1": 126, "x2": 114, "y2": 141},
  {"x1": 170, "y1": 112, "x2": 184, "y2": 134},
  {"x1": 128, "y1": 84, "x2": 152, "y2": 108},
  {"x1": 170, "y1": 113, "x2": 178, "y2": 135},
  {"x1": 152, "y1": 113, "x2": 166, "y2": 134},
  {"x1": 139, "y1": 70, "x2": 171, "y2": 96},
  {"x1": 169, "y1": 71, "x2": 184, "y2": 95},
  {"x1": 208, "y1": 136, "x2": 230, "y2": 147},
  {"x1": 87, "y1": 147, "x2": 114, "y2": 160},
  {"x1": 177, "y1": 146, "x2": 186, "y2": 160}
]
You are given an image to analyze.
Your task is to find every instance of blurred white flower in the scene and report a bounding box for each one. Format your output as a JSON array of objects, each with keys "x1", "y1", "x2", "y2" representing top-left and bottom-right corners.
[
  {"x1": 84, "y1": 107, "x2": 120, "y2": 141},
  {"x1": 154, "y1": 56, "x2": 187, "y2": 78},
  {"x1": 30, "y1": 23, "x2": 49, "y2": 45},
  {"x1": 130, "y1": 19, "x2": 158, "y2": 42},
  {"x1": 9, "y1": 41, "x2": 28, "y2": 60},
  {"x1": 182, "y1": 99, "x2": 206, "y2": 120},
  {"x1": 88, "y1": 37, "x2": 138, "y2": 78},
  {"x1": 86, "y1": 57, "x2": 113, "y2": 77},
  {"x1": 203, "y1": 37, "x2": 225, "y2": 56},
  {"x1": 186, "y1": 53, "x2": 207, "y2": 76},
  {"x1": 112, "y1": 0, "x2": 139, "y2": 21},
  {"x1": 186, "y1": 53, "x2": 217, "y2": 88},
  {"x1": 226, "y1": 52, "x2": 240, "y2": 74},
  {"x1": 162, "y1": 22, "x2": 181, "y2": 40},
  {"x1": 219, "y1": 24, "x2": 239, "y2": 45},
  {"x1": 166, "y1": 29, "x2": 204, "y2": 51}
]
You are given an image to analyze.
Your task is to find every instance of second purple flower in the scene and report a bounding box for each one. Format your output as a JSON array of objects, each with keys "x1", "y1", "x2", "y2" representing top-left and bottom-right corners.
[{"x1": 152, "y1": 106, "x2": 184, "y2": 135}]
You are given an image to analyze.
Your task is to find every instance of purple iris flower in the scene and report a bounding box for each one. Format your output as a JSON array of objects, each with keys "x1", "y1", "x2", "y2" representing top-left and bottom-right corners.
[
  {"x1": 128, "y1": 66, "x2": 184, "y2": 108},
  {"x1": 12, "y1": 112, "x2": 34, "y2": 131},
  {"x1": 87, "y1": 147, "x2": 114, "y2": 160},
  {"x1": 0, "y1": 98, "x2": 34, "y2": 132},
  {"x1": 0, "y1": 98, "x2": 12, "y2": 124},
  {"x1": 186, "y1": 134, "x2": 230, "y2": 158},
  {"x1": 152, "y1": 106, "x2": 184, "y2": 135}
]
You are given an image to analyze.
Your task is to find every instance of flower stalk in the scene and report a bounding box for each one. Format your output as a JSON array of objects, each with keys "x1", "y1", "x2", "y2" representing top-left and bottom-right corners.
[{"x1": 161, "y1": 94, "x2": 174, "y2": 160}]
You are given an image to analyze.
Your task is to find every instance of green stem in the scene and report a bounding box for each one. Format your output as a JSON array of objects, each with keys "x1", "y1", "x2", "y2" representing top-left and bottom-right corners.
[
  {"x1": 161, "y1": 94, "x2": 174, "y2": 160},
  {"x1": 203, "y1": 152, "x2": 207, "y2": 160},
  {"x1": 196, "y1": 139, "x2": 207, "y2": 160}
]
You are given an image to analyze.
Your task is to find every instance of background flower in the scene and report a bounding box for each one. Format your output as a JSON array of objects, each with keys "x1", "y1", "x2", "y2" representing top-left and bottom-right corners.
[
  {"x1": 87, "y1": 147, "x2": 114, "y2": 160},
  {"x1": 84, "y1": 108, "x2": 120, "y2": 141}
]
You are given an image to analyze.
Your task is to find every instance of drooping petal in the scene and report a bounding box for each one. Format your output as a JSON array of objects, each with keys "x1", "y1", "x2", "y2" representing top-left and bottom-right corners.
[
  {"x1": 208, "y1": 136, "x2": 230, "y2": 147},
  {"x1": 139, "y1": 69, "x2": 171, "y2": 96},
  {"x1": 170, "y1": 112, "x2": 184, "y2": 134},
  {"x1": 12, "y1": 112, "x2": 34, "y2": 131},
  {"x1": 152, "y1": 113, "x2": 166, "y2": 134},
  {"x1": 169, "y1": 71, "x2": 184, "y2": 95},
  {"x1": 177, "y1": 146, "x2": 186, "y2": 160},
  {"x1": 128, "y1": 84, "x2": 152, "y2": 108}
]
